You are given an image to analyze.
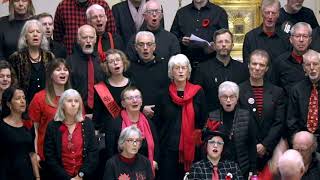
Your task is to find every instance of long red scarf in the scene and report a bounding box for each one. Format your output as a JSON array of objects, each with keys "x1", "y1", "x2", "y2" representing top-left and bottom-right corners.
[
  {"x1": 169, "y1": 81, "x2": 201, "y2": 171},
  {"x1": 121, "y1": 110, "x2": 155, "y2": 174}
]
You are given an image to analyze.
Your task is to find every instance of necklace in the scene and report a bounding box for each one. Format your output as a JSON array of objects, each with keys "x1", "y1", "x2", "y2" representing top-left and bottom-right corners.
[{"x1": 29, "y1": 53, "x2": 41, "y2": 63}]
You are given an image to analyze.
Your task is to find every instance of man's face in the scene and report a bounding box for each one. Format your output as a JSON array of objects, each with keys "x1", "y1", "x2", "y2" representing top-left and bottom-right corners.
[
  {"x1": 214, "y1": 32, "x2": 233, "y2": 57},
  {"x1": 135, "y1": 35, "x2": 156, "y2": 61},
  {"x1": 88, "y1": 8, "x2": 107, "y2": 36},
  {"x1": 143, "y1": 2, "x2": 162, "y2": 31},
  {"x1": 78, "y1": 26, "x2": 96, "y2": 54},
  {"x1": 290, "y1": 26, "x2": 312, "y2": 54},
  {"x1": 219, "y1": 90, "x2": 238, "y2": 112},
  {"x1": 13, "y1": 0, "x2": 29, "y2": 16},
  {"x1": 287, "y1": 0, "x2": 304, "y2": 13},
  {"x1": 303, "y1": 55, "x2": 320, "y2": 83},
  {"x1": 262, "y1": 3, "x2": 279, "y2": 30},
  {"x1": 292, "y1": 134, "x2": 314, "y2": 163},
  {"x1": 39, "y1": 16, "x2": 54, "y2": 38},
  {"x1": 248, "y1": 55, "x2": 269, "y2": 81}
]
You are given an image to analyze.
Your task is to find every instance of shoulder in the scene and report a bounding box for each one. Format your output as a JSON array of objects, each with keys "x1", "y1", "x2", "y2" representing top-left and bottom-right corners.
[
  {"x1": 0, "y1": 16, "x2": 9, "y2": 24},
  {"x1": 245, "y1": 26, "x2": 261, "y2": 37},
  {"x1": 300, "y1": 6, "x2": 315, "y2": 14},
  {"x1": 274, "y1": 51, "x2": 291, "y2": 64},
  {"x1": 239, "y1": 80, "x2": 250, "y2": 89},
  {"x1": 209, "y1": 2, "x2": 227, "y2": 13},
  {"x1": 112, "y1": 1, "x2": 126, "y2": 10}
]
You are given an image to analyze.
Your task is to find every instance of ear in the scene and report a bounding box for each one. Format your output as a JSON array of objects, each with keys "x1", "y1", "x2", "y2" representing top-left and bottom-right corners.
[{"x1": 121, "y1": 100, "x2": 126, "y2": 108}]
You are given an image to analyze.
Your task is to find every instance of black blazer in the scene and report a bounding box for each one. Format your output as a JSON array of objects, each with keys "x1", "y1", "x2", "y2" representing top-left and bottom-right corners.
[
  {"x1": 44, "y1": 118, "x2": 98, "y2": 180},
  {"x1": 239, "y1": 80, "x2": 285, "y2": 152}
]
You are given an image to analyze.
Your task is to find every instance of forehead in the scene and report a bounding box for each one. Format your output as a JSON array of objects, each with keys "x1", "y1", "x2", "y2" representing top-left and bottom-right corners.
[
  {"x1": 0, "y1": 68, "x2": 11, "y2": 74},
  {"x1": 136, "y1": 35, "x2": 153, "y2": 42},
  {"x1": 27, "y1": 23, "x2": 40, "y2": 30},
  {"x1": 293, "y1": 134, "x2": 312, "y2": 146},
  {"x1": 220, "y1": 89, "x2": 236, "y2": 96},
  {"x1": 64, "y1": 95, "x2": 80, "y2": 101},
  {"x1": 124, "y1": 89, "x2": 141, "y2": 96},
  {"x1": 263, "y1": 3, "x2": 279, "y2": 12},
  {"x1": 304, "y1": 55, "x2": 320, "y2": 63},
  {"x1": 13, "y1": 89, "x2": 25, "y2": 97},
  {"x1": 107, "y1": 53, "x2": 121, "y2": 60},
  {"x1": 250, "y1": 55, "x2": 268, "y2": 64},
  {"x1": 79, "y1": 27, "x2": 95, "y2": 36},
  {"x1": 146, "y1": 2, "x2": 161, "y2": 10},
  {"x1": 39, "y1": 16, "x2": 53, "y2": 23},
  {"x1": 215, "y1": 32, "x2": 232, "y2": 41},
  {"x1": 292, "y1": 26, "x2": 309, "y2": 34}
]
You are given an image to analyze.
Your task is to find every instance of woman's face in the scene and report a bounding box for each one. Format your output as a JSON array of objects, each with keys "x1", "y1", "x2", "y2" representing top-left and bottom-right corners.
[
  {"x1": 63, "y1": 96, "x2": 80, "y2": 118},
  {"x1": 219, "y1": 90, "x2": 238, "y2": 112},
  {"x1": 207, "y1": 136, "x2": 224, "y2": 161},
  {"x1": 8, "y1": 89, "x2": 26, "y2": 114},
  {"x1": 51, "y1": 63, "x2": 69, "y2": 86},
  {"x1": 106, "y1": 53, "x2": 124, "y2": 76},
  {"x1": 172, "y1": 63, "x2": 189, "y2": 83},
  {"x1": 0, "y1": 68, "x2": 11, "y2": 92},
  {"x1": 25, "y1": 23, "x2": 42, "y2": 48},
  {"x1": 121, "y1": 133, "x2": 142, "y2": 157},
  {"x1": 122, "y1": 90, "x2": 142, "y2": 113},
  {"x1": 13, "y1": 0, "x2": 29, "y2": 16}
]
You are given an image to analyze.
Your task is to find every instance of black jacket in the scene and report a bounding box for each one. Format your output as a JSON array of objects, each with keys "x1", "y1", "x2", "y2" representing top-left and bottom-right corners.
[{"x1": 44, "y1": 119, "x2": 98, "y2": 180}]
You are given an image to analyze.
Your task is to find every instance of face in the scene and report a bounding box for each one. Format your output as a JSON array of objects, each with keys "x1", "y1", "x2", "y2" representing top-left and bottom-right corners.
[
  {"x1": 39, "y1": 16, "x2": 54, "y2": 38},
  {"x1": 63, "y1": 96, "x2": 80, "y2": 118},
  {"x1": 0, "y1": 68, "x2": 11, "y2": 91},
  {"x1": 122, "y1": 90, "x2": 142, "y2": 113},
  {"x1": 293, "y1": 135, "x2": 313, "y2": 163},
  {"x1": 25, "y1": 23, "x2": 42, "y2": 48},
  {"x1": 8, "y1": 89, "x2": 26, "y2": 114},
  {"x1": 207, "y1": 136, "x2": 224, "y2": 160},
  {"x1": 122, "y1": 133, "x2": 142, "y2": 157},
  {"x1": 249, "y1": 55, "x2": 269, "y2": 81},
  {"x1": 219, "y1": 90, "x2": 238, "y2": 112},
  {"x1": 78, "y1": 26, "x2": 96, "y2": 54},
  {"x1": 88, "y1": 8, "x2": 107, "y2": 36},
  {"x1": 214, "y1": 32, "x2": 234, "y2": 57},
  {"x1": 172, "y1": 64, "x2": 189, "y2": 83},
  {"x1": 135, "y1": 35, "x2": 156, "y2": 61},
  {"x1": 106, "y1": 53, "x2": 124, "y2": 76},
  {"x1": 51, "y1": 64, "x2": 69, "y2": 86},
  {"x1": 303, "y1": 56, "x2": 320, "y2": 83},
  {"x1": 262, "y1": 3, "x2": 279, "y2": 30},
  {"x1": 193, "y1": 0, "x2": 207, "y2": 4},
  {"x1": 287, "y1": 0, "x2": 304, "y2": 12},
  {"x1": 143, "y1": 2, "x2": 162, "y2": 30},
  {"x1": 13, "y1": 0, "x2": 29, "y2": 16},
  {"x1": 290, "y1": 26, "x2": 312, "y2": 54}
]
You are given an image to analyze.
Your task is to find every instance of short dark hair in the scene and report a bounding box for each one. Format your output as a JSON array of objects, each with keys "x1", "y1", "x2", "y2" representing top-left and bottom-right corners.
[
  {"x1": 213, "y1": 28, "x2": 233, "y2": 43},
  {"x1": 1, "y1": 86, "x2": 27, "y2": 119},
  {"x1": 0, "y1": 61, "x2": 17, "y2": 87},
  {"x1": 249, "y1": 49, "x2": 270, "y2": 66},
  {"x1": 36, "y1": 12, "x2": 53, "y2": 20}
]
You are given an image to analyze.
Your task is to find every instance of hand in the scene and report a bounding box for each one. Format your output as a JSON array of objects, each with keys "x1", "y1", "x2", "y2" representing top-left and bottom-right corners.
[
  {"x1": 153, "y1": 161, "x2": 158, "y2": 170},
  {"x1": 182, "y1": 36, "x2": 190, "y2": 46},
  {"x1": 257, "y1": 143, "x2": 266, "y2": 157},
  {"x1": 143, "y1": 105, "x2": 155, "y2": 118}
]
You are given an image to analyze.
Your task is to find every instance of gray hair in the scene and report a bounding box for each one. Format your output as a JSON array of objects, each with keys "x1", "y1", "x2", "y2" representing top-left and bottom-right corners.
[
  {"x1": 54, "y1": 89, "x2": 84, "y2": 122},
  {"x1": 18, "y1": 19, "x2": 49, "y2": 51},
  {"x1": 303, "y1": 49, "x2": 320, "y2": 64},
  {"x1": 218, "y1": 81, "x2": 239, "y2": 99},
  {"x1": 168, "y1": 54, "x2": 192, "y2": 80},
  {"x1": 261, "y1": 0, "x2": 280, "y2": 12},
  {"x1": 135, "y1": 31, "x2": 155, "y2": 44},
  {"x1": 86, "y1": 4, "x2": 105, "y2": 20},
  {"x1": 278, "y1": 149, "x2": 305, "y2": 178},
  {"x1": 118, "y1": 125, "x2": 142, "y2": 152},
  {"x1": 290, "y1": 22, "x2": 313, "y2": 36},
  {"x1": 249, "y1": 49, "x2": 270, "y2": 66}
]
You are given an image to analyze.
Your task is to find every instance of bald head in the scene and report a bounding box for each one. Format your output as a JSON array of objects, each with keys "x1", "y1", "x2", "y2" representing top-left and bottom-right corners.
[
  {"x1": 278, "y1": 149, "x2": 305, "y2": 180},
  {"x1": 292, "y1": 131, "x2": 317, "y2": 164}
]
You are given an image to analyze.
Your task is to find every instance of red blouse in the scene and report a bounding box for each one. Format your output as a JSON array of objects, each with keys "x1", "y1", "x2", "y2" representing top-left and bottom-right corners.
[{"x1": 60, "y1": 122, "x2": 83, "y2": 176}]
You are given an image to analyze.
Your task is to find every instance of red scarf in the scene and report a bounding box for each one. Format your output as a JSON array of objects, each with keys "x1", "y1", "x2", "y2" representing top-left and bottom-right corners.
[
  {"x1": 121, "y1": 110, "x2": 155, "y2": 174},
  {"x1": 169, "y1": 81, "x2": 201, "y2": 171},
  {"x1": 291, "y1": 51, "x2": 303, "y2": 64}
]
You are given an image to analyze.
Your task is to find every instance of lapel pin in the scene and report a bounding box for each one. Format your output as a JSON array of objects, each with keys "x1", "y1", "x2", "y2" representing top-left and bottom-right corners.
[{"x1": 248, "y1": 97, "x2": 255, "y2": 104}]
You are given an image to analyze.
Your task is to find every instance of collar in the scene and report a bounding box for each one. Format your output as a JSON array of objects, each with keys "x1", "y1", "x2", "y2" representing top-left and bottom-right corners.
[
  {"x1": 291, "y1": 51, "x2": 303, "y2": 64},
  {"x1": 75, "y1": 0, "x2": 90, "y2": 7},
  {"x1": 214, "y1": 56, "x2": 234, "y2": 67},
  {"x1": 257, "y1": 25, "x2": 280, "y2": 38},
  {"x1": 140, "y1": 25, "x2": 162, "y2": 34},
  {"x1": 137, "y1": 56, "x2": 158, "y2": 64}
]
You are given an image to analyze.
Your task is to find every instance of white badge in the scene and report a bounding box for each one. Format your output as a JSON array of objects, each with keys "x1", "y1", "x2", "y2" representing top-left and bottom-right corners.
[
  {"x1": 253, "y1": 108, "x2": 256, "y2": 112},
  {"x1": 248, "y1": 97, "x2": 255, "y2": 104}
]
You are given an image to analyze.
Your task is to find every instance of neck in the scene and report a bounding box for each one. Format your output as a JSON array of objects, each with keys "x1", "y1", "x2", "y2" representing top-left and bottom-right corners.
[
  {"x1": 216, "y1": 54, "x2": 231, "y2": 66},
  {"x1": 53, "y1": 84, "x2": 65, "y2": 97},
  {"x1": 147, "y1": 24, "x2": 160, "y2": 32},
  {"x1": 284, "y1": 4, "x2": 298, "y2": 14},
  {"x1": 14, "y1": 13, "x2": 29, "y2": 20},
  {"x1": 28, "y1": 48, "x2": 40, "y2": 60},
  {"x1": 263, "y1": 25, "x2": 275, "y2": 33},
  {"x1": 207, "y1": 155, "x2": 220, "y2": 166},
  {"x1": 64, "y1": 115, "x2": 76, "y2": 125},
  {"x1": 142, "y1": 56, "x2": 155, "y2": 63},
  {"x1": 174, "y1": 80, "x2": 186, "y2": 91},
  {"x1": 250, "y1": 77, "x2": 264, "y2": 86},
  {"x1": 127, "y1": 110, "x2": 140, "y2": 123},
  {"x1": 121, "y1": 151, "x2": 136, "y2": 159},
  {"x1": 194, "y1": 0, "x2": 207, "y2": 10}
]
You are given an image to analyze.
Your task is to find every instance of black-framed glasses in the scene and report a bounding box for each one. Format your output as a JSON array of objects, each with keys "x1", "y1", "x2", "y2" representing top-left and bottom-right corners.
[
  {"x1": 126, "y1": 138, "x2": 143, "y2": 145},
  {"x1": 208, "y1": 140, "x2": 224, "y2": 146}
]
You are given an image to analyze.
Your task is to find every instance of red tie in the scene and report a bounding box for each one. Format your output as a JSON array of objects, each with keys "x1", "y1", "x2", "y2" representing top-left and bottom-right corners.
[
  {"x1": 87, "y1": 56, "x2": 94, "y2": 109},
  {"x1": 212, "y1": 166, "x2": 219, "y2": 180},
  {"x1": 97, "y1": 36, "x2": 106, "y2": 62},
  {"x1": 307, "y1": 84, "x2": 318, "y2": 133}
]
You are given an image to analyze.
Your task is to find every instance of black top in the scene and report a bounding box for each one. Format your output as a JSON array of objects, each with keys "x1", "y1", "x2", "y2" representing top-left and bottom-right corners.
[
  {"x1": 192, "y1": 58, "x2": 249, "y2": 112},
  {"x1": 49, "y1": 39, "x2": 67, "y2": 59},
  {"x1": 126, "y1": 27, "x2": 180, "y2": 62},
  {"x1": 301, "y1": 153, "x2": 320, "y2": 180},
  {"x1": 170, "y1": 2, "x2": 228, "y2": 62},
  {"x1": 272, "y1": 51, "x2": 305, "y2": 94},
  {"x1": 103, "y1": 154, "x2": 153, "y2": 180},
  {"x1": 0, "y1": 119, "x2": 34, "y2": 180},
  {"x1": 27, "y1": 62, "x2": 46, "y2": 103},
  {"x1": 277, "y1": 7, "x2": 319, "y2": 34},
  {"x1": 311, "y1": 26, "x2": 320, "y2": 53},
  {"x1": 242, "y1": 25, "x2": 290, "y2": 65},
  {"x1": 0, "y1": 16, "x2": 27, "y2": 60}
]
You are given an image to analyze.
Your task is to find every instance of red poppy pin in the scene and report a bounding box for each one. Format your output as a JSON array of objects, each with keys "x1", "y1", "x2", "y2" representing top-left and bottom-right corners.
[
  {"x1": 226, "y1": 172, "x2": 233, "y2": 180},
  {"x1": 202, "y1": 19, "x2": 210, "y2": 28}
]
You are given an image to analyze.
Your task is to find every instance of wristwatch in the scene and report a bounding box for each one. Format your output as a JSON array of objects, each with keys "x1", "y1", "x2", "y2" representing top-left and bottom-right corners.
[{"x1": 78, "y1": 171, "x2": 84, "y2": 178}]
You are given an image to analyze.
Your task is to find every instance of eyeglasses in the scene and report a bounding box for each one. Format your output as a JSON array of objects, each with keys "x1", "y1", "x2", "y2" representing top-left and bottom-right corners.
[
  {"x1": 144, "y1": 9, "x2": 162, "y2": 15},
  {"x1": 220, "y1": 95, "x2": 237, "y2": 101},
  {"x1": 291, "y1": 34, "x2": 311, "y2": 39},
  {"x1": 107, "y1": 58, "x2": 122, "y2": 64},
  {"x1": 208, "y1": 140, "x2": 224, "y2": 146},
  {"x1": 124, "y1": 95, "x2": 142, "y2": 101},
  {"x1": 136, "y1": 42, "x2": 155, "y2": 48},
  {"x1": 173, "y1": 65, "x2": 188, "y2": 71},
  {"x1": 262, "y1": 11, "x2": 278, "y2": 17},
  {"x1": 126, "y1": 138, "x2": 143, "y2": 145}
]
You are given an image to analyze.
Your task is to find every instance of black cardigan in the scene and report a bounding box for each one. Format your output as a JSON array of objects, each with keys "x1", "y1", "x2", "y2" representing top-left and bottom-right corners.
[{"x1": 44, "y1": 118, "x2": 98, "y2": 180}]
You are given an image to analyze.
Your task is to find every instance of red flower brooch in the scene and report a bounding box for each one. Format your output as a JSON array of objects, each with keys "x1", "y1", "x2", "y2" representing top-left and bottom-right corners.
[
  {"x1": 226, "y1": 172, "x2": 233, "y2": 180},
  {"x1": 202, "y1": 19, "x2": 210, "y2": 28}
]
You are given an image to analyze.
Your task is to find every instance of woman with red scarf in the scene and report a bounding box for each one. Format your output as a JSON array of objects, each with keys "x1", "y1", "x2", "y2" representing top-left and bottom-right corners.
[
  {"x1": 106, "y1": 86, "x2": 159, "y2": 176},
  {"x1": 154, "y1": 54, "x2": 208, "y2": 180}
]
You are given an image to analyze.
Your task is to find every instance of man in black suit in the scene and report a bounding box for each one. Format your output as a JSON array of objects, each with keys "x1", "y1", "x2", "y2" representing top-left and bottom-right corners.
[{"x1": 239, "y1": 49, "x2": 285, "y2": 171}]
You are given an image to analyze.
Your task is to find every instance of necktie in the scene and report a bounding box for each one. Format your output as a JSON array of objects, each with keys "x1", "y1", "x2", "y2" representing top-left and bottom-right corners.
[
  {"x1": 87, "y1": 56, "x2": 94, "y2": 109},
  {"x1": 97, "y1": 36, "x2": 106, "y2": 62},
  {"x1": 307, "y1": 84, "x2": 318, "y2": 133},
  {"x1": 212, "y1": 166, "x2": 219, "y2": 180}
]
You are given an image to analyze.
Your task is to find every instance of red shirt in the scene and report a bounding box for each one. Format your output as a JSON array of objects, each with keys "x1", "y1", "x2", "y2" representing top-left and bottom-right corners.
[
  {"x1": 60, "y1": 122, "x2": 83, "y2": 176},
  {"x1": 29, "y1": 90, "x2": 60, "y2": 160}
]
